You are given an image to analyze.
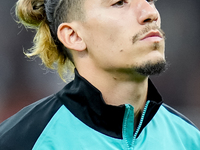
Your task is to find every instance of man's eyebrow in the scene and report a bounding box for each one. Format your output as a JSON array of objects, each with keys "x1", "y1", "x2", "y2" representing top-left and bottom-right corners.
[{"x1": 101, "y1": 0, "x2": 113, "y2": 5}]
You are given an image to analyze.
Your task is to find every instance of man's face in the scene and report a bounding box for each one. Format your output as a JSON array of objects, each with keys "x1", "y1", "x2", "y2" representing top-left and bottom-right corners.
[{"x1": 79, "y1": 0, "x2": 165, "y2": 76}]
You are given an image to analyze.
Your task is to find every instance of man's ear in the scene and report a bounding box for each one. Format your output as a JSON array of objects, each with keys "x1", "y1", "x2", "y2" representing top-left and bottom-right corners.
[{"x1": 57, "y1": 23, "x2": 86, "y2": 51}]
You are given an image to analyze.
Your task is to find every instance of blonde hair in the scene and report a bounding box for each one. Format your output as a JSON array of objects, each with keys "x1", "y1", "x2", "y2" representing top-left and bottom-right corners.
[{"x1": 15, "y1": 0, "x2": 84, "y2": 81}]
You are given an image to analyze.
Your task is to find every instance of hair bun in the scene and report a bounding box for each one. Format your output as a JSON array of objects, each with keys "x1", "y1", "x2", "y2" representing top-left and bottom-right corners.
[{"x1": 16, "y1": 0, "x2": 46, "y2": 28}]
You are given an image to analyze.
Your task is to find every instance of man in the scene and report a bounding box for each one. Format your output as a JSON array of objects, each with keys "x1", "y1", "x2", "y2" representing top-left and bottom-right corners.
[{"x1": 0, "y1": 0, "x2": 199, "y2": 149}]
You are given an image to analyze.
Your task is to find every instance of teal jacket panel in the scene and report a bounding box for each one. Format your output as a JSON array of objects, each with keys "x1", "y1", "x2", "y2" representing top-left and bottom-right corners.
[
  {"x1": 135, "y1": 105, "x2": 200, "y2": 150},
  {"x1": 33, "y1": 104, "x2": 200, "y2": 150},
  {"x1": 33, "y1": 105, "x2": 125, "y2": 150}
]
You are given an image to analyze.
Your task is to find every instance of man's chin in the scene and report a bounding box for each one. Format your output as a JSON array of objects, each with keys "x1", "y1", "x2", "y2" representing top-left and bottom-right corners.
[{"x1": 134, "y1": 60, "x2": 168, "y2": 76}]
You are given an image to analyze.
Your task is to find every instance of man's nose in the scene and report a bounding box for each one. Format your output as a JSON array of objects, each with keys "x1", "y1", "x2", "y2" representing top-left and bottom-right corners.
[{"x1": 136, "y1": 0, "x2": 159, "y2": 25}]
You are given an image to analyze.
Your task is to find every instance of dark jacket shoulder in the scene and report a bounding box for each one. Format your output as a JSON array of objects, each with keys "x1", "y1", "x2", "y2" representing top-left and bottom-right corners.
[{"x1": 0, "y1": 94, "x2": 62, "y2": 150}]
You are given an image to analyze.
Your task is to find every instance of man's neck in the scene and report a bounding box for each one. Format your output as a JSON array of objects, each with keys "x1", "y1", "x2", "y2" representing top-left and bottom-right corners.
[{"x1": 77, "y1": 65, "x2": 148, "y2": 130}]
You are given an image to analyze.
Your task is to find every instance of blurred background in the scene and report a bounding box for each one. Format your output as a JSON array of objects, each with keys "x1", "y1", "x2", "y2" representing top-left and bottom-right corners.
[{"x1": 0, "y1": 0, "x2": 199, "y2": 128}]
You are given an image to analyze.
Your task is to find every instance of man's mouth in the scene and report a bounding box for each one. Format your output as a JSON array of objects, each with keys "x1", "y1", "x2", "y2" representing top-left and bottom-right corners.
[{"x1": 140, "y1": 31, "x2": 163, "y2": 42}]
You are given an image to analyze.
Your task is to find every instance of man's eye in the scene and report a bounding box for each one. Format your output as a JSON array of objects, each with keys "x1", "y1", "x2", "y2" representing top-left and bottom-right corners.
[{"x1": 112, "y1": 0, "x2": 126, "y2": 7}]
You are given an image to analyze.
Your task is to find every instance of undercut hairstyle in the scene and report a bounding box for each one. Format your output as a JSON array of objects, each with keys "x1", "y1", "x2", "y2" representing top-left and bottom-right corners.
[{"x1": 15, "y1": 0, "x2": 84, "y2": 81}]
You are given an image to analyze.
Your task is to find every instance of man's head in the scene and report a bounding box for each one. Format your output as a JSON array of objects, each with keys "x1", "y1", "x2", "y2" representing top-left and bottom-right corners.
[
  {"x1": 58, "y1": 0, "x2": 166, "y2": 78},
  {"x1": 16, "y1": 0, "x2": 166, "y2": 80}
]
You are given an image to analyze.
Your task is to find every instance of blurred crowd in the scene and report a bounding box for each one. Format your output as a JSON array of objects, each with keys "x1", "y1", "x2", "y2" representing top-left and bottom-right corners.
[{"x1": 0, "y1": 0, "x2": 199, "y2": 128}]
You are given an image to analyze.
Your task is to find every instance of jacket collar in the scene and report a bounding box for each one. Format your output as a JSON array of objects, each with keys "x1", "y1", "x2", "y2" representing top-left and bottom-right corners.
[{"x1": 57, "y1": 69, "x2": 163, "y2": 139}]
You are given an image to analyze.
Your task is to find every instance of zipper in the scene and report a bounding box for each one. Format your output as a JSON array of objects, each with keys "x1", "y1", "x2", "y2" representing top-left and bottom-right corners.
[
  {"x1": 122, "y1": 104, "x2": 134, "y2": 148},
  {"x1": 132, "y1": 100, "x2": 150, "y2": 148},
  {"x1": 122, "y1": 100, "x2": 150, "y2": 149}
]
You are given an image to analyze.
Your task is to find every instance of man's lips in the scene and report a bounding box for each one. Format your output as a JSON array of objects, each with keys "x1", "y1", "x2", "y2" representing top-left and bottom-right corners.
[{"x1": 140, "y1": 31, "x2": 163, "y2": 42}]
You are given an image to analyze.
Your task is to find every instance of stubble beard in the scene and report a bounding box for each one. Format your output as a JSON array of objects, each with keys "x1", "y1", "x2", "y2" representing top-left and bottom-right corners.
[{"x1": 134, "y1": 59, "x2": 167, "y2": 76}]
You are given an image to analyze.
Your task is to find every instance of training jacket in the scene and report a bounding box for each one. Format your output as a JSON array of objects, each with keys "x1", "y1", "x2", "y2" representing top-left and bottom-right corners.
[{"x1": 0, "y1": 70, "x2": 200, "y2": 150}]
